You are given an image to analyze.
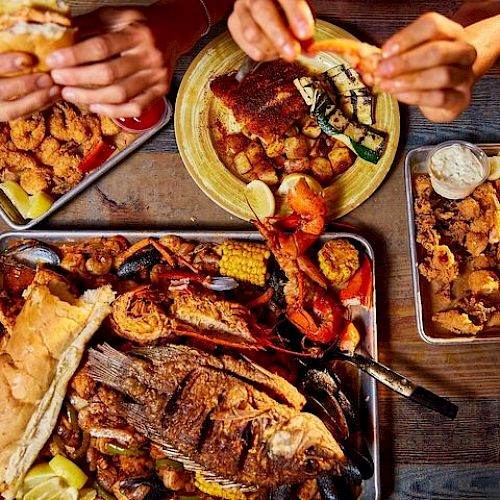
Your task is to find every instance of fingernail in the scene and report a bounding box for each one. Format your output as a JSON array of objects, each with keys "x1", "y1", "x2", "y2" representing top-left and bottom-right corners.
[
  {"x1": 37, "y1": 74, "x2": 52, "y2": 88},
  {"x1": 51, "y1": 70, "x2": 64, "y2": 84},
  {"x1": 45, "y1": 52, "x2": 64, "y2": 68},
  {"x1": 61, "y1": 88, "x2": 75, "y2": 100},
  {"x1": 15, "y1": 55, "x2": 30, "y2": 69},
  {"x1": 382, "y1": 43, "x2": 399, "y2": 58},
  {"x1": 49, "y1": 86, "x2": 60, "y2": 98},
  {"x1": 377, "y1": 61, "x2": 394, "y2": 77},
  {"x1": 296, "y1": 22, "x2": 310, "y2": 39}
]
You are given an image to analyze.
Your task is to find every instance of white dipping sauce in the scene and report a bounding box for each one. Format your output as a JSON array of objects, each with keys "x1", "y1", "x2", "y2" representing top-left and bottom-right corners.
[{"x1": 428, "y1": 144, "x2": 487, "y2": 199}]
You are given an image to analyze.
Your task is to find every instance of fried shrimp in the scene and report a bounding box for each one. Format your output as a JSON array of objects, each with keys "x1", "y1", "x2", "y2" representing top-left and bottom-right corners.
[
  {"x1": 100, "y1": 116, "x2": 121, "y2": 136},
  {"x1": 9, "y1": 113, "x2": 46, "y2": 151},
  {"x1": 19, "y1": 166, "x2": 51, "y2": 195},
  {"x1": 0, "y1": 149, "x2": 38, "y2": 180},
  {"x1": 49, "y1": 102, "x2": 81, "y2": 142}
]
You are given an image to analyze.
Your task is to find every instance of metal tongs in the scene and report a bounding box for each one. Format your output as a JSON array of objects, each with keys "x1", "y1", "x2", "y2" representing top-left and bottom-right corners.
[
  {"x1": 324, "y1": 349, "x2": 458, "y2": 419},
  {"x1": 235, "y1": 56, "x2": 262, "y2": 82}
]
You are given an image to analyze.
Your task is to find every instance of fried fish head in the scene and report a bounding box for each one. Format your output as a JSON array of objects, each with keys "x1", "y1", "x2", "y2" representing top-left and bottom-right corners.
[{"x1": 265, "y1": 413, "x2": 347, "y2": 483}]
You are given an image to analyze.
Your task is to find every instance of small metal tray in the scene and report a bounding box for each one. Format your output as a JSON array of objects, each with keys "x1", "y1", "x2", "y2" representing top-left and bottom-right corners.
[
  {"x1": 405, "y1": 143, "x2": 500, "y2": 345},
  {"x1": 0, "y1": 230, "x2": 379, "y2": 500},
  {"x1": 0, "y1": 99, "x2": 172, "y2": 230}
]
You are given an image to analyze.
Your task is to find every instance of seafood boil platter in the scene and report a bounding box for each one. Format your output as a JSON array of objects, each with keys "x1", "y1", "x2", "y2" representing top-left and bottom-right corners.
[
  {"x1": 0, "y1": 98, "x2": 172, "y2": 230},
  {"x1": 406, "y1": 143, "x2": 500, "y2": 345},
  {"x1": 175, "y1": 20, "x2": 400, "y2": 222},
  {"x1": 0, "y1": 212, "x2": 380, "y2": 499}
]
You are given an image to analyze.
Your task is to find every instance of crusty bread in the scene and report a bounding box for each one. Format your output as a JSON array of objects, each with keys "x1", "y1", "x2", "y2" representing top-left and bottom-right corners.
[
  {"x1": 0, "y1": 275, "x2": 115, "y2": 499},
  {"x1": 0, "y1": 22, "x2": 75, "y2": 73},
  {"x1": 0, "y1": 1, "x2": 70, "y2": 15}
]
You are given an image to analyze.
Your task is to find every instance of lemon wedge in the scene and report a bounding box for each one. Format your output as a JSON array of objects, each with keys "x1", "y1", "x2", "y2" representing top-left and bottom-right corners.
[
  {"x1": 79, "y1": 488, "x2": 97, "y2": 500},
  {"x1": 49, "y1": 455, "x2": 88, "y2": 490},
  {"x1": 277, "y1": 173, "x2": 323, "y2": 196},
  {"x1": 487, "y1": 155, "x2": 500, "y2": 181},
  {"x1": 245, "y1": 180, "x2": 275, "y2": 220},
  {"x1": 26, "y1": 192, "x2": 54, "y2": 219},
  {"x1": 0, "y1": 181, "x2": 30, "y2": 218},
  {"x1": 23, "y1": 476, "x2": 66, "y2": 500},
  {"x1": 23, "y1": 463, "x2": 58, "y2": 491}
]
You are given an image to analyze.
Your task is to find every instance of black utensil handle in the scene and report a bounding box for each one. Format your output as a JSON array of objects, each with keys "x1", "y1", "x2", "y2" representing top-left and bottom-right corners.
[
  {"x1": 410, "y1": 386, "x2": 458, "y2": 419},
  {"x1": 333, "y1": 352, "x2": 458, "y2": 419}
]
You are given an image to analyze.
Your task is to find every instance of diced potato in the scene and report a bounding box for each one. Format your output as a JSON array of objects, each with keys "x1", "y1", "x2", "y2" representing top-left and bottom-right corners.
[
  {"x1": 285, "y1": 125, "x2": 299, "y2": 137},
  {"x1": 328, "y1": 147, "x2": 355, "y2": 176},
  {"x1": 284, "y1": 136, "x2": 308, "y2": 159},
  {"x1": 301, "y1": 117, "x2": 321, "y2": 138},
  {"x1": 226, "y1": 134, "x2": 249, "y2": 155},
  {"x1": 233, "y1": 151, "x2": 252, "y2": 175},
  {"x1": 245, "y1": 141, "x2": 265, "y2": 165},
  {"x1": 254, "y1": 159, "x2": 279, "y2": 186},
  {"x1": 310, "y1": 157, "x2": 334, "y2": 185},
  {"x1": 283, "y1": 157, "x2": 310, "y2": 174},
  {"x1": 264, "y1": 139, "x2": 285, "y2": 158},
  {"x1": 309, "y1": 137, "x2": 329, "y2": 158}
]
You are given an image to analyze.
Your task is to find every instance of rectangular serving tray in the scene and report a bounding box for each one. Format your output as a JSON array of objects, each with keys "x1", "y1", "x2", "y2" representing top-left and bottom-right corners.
[
  {"x1": 0, "y1": 230, "x2": 379, "y2": 500},
  {"x1": 0, "y1": 99, "x2": 172, "y2": 230},
  {"x1": 405, "y1": 143, "x2": 500, "y2": 345}
]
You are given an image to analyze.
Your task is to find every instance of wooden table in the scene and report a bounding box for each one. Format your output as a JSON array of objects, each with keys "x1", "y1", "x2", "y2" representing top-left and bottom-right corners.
[{"x1": 6, "y1": 1, "x2": 500, "y2": 498}]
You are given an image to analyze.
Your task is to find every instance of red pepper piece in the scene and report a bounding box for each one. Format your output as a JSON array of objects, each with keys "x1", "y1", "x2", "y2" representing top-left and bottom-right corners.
[
  {"x1": 78, "y1": 140, "x2": 116, "y2": 174},
  {"x1": 338, "y1": 321, "x2": 360, "y2": 355},
  {"x1": 339, "y1": 255, "x2": 373, "y2": 307}
]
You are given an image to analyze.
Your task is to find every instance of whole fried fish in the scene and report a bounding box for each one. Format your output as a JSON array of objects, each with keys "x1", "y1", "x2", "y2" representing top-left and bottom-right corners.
[{"x1": 87, "y1": 344, "x2": 348, "y2": 488}]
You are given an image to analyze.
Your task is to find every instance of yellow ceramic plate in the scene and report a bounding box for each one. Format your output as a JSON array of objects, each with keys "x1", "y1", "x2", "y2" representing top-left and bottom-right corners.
[{"x1": 175, "y1": 20, "x2": 400, "y2": 221}]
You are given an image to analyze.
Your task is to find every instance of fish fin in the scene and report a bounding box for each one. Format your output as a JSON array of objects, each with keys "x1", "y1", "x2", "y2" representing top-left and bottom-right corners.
[
  {"x1": 132, "y1": 344, "x2": 208, "y2": 364},
  {"x1": 121, "y1": 402, "x2": 165, "y2": 442},
  {"x1": 87, "y1": 343, "x2": 136, "y2": 389}
]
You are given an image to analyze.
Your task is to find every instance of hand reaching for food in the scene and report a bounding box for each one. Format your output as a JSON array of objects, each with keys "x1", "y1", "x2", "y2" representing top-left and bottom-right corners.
[
  {"x1": 377, "y1": 12, "x2": 477, "y2": 122},
  {"x1": 47, "y1": 8, "x2": 169, "y2": 119},
  {"x1": 228, "y1": 0, "x2": 315, "y2": 61},
  {"x1": 0, "y1": 53, "x2": 60, "y2": 122}
]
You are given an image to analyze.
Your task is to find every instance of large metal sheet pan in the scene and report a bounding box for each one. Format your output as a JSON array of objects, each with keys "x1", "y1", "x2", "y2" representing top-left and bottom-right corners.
[
  {"x1": 405, "y1": 143, "x2": 500, "y2": 345},
  {"x1": 0, "y1": 230, "x2": 379, "y2": 499},
  {"x1": 0, "y1": 99, "x2": 172, "y2": 230}
]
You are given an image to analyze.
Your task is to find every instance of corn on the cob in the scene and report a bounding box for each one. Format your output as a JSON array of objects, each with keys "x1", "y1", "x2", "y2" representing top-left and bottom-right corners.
[
  {"x1": 218, "y1": 240, "x2": 270, "y2": 287},
  {"x1": 194, "y1": 473, "x2": 247, "y2": 499},
  {"x1": 318, "y1": 239, "x2": 359, "y2": 286}
]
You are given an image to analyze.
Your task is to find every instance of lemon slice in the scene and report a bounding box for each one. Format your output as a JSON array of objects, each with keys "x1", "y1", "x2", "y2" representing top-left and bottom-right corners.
[
  {"x1": 0, "y1": 181, "x2": 30, "y2": 218},
  {"x1": 277, "y1": 173, "x2": 323, "y2": 196},
  {"x1": 26, "y1": 192, "x2": 54, "y2": 219},
  {"x1": 49, "y1": 455, "x2": 88, "y2": 490},
  {"x1": 23, "y1": 463, "x2": 58, "y2": 490},
  {"x1": 23, "y1": 476, "x2": 66, "y2": 500},
  {"x1": 61, "y1": 486, "x2": 79, "y2": 500},
  {"x1": 487, "y1": 155, "x2": 500, "y2": 181},
  {"x1": 245, "y1": 180, "x2": 275, "y2": 220}
]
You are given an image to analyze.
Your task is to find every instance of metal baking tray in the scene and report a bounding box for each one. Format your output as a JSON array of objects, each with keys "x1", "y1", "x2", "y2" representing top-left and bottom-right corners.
[
  {"x1": 405, "y1": 143, "x2": 500, "y2": 345},
  {"x1": 0, "y1": 99, "x2": 172, "y2": 230},
  {"x1": 0, "y1": 230, "x2": 379, "y2": 500}
]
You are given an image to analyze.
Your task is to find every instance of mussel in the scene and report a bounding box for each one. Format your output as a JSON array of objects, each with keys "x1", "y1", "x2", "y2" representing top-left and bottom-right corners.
[
  {"x1": 117, "y1": 246, "x2": 162, "y2": 279},
  {"x1": 112, "y1": 476, "x2": 173, "y2": 500},
  {"x1": 2, "y1": 240, "x2": 60, "y2": 268}
]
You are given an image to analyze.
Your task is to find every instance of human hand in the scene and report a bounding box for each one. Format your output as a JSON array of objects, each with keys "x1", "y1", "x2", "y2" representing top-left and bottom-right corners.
[
  {"x1": 0, "y1": 52, "x2": 60, "y2": 122},
  {"x1": 46, "y1": 8, "x2": 169, "y2": 118},
  {"x1": 228, "y1": 0, "x2": 314, "y2": 61},
  {"x1": 378, "y1": 12, "x2": 477, "y2": 122}
]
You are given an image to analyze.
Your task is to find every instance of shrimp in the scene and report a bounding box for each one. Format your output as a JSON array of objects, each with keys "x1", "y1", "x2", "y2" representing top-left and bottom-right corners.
[
  {"x1": 0, "y1": 149, "x2": 39, "y2": 182},
  {"x1": 9, "y1": 113, "x2": 46, "y2": 150},
  {"x1": 100, "y1": 115, "x2": 121, "y2": 136},
  {"x1": 19, "y1": 166, "x2": 51, "y2": 195}
]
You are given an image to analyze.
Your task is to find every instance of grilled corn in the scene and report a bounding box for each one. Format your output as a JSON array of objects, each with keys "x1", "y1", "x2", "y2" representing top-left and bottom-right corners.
[
  {"x1": 218, "y1": 240, "x2": 270, "y2": 287},
  {"x1": 194, "y1": 473, "x2": 247, "y2": 500},
  {"x1": 318, "y1": 239, "x2": 359, "y2": 286}
]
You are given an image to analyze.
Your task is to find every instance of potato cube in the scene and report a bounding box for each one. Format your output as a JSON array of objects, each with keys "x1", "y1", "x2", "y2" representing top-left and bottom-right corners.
[
  {"x1": 226, "y1": 134, "x2": 249, "y2": 155},
  {"x1": 254, "y1": 159, "x2": 279, "y2": 186},
  {"x1": 264, "y1": 139, "x2": 285, "y2": 158},
  {"x1": 328, "y1": 147, "x2": 355, "y2": 176},
  {"x1": 284, "y1": 136, "x2": 308, "y2": 159},
  {"x1": 233, "y1": 151, "x2": 252, "y2": 175},
  {"x1": 301, "y1": 117, "x2": 322, "y2": 138},
  {"x1": 283, "y1": 157, "x2": 310, "y2": 174},
  {"x1": 245, "y1": 141, "x2": 265, "y2": 165},
  {"x1": 311, "y1": 157, "x2": 334, "y2": 185}
]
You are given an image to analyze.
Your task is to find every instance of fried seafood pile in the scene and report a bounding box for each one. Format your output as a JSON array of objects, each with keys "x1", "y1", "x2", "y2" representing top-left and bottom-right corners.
[
  {"x1": 414, "y1": 174, "x2": 500, "y2": 335},
  {"x1": 210, "y1": 61, "x2": 357, "y2": 187},
  {"x1": 0, "y1": 226, "x2": 373, "y2": 499},
  {"x1": 0, "y1": 102, "x2": 133, "y2": 200}
]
